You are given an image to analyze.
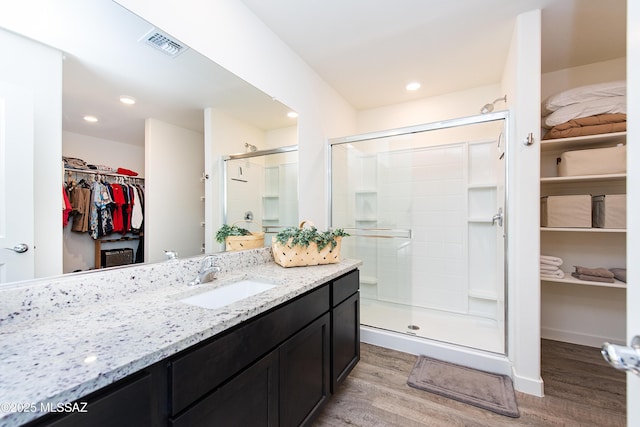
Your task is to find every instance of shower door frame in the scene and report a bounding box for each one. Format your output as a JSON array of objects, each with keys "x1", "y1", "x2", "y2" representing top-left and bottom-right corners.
[{"x1": 328, "y1": 110, "x2": 510, "y2": 356}]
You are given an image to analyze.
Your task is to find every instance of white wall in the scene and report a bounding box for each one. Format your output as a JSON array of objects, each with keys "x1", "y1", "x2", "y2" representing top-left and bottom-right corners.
[
  {"x1": 115, "y1": 0, "x2": 357, "y2": 230},
  {"x1": 355, "y1": 84, "x2": 502, "y2": 133},
  {"x1": 62, "y1": 131, "x2": 144, "y2": 175},
  {"x1": 145, "y1": 119, "x2": 204, "y2": 262},
  {"x1": 541, "y1": 57, "x2": 626, "y2": 100},
  {"x1": 265, "y1": 125, "x2": 297, "y2": 149},
  {"x1": 0, "y1": 28, "x2": 63, "y2": 279}
]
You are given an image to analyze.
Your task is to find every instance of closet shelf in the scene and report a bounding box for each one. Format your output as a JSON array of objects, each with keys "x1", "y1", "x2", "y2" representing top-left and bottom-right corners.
[
  {"x1": 64, "y1": 167, "x2": 144, "y2": 180},
  {"x1": 540, "y1": 132, "x2": 626, "y2": 152},
  {"x1": 540, "y1": 173, "x2": 626, "y2": 183},
  {"x1": 540, "y1": 227, "x2": 626, "y2": 233},
  {"x1": 541, "y1": 273, "x2": 626, "y2": 289}
]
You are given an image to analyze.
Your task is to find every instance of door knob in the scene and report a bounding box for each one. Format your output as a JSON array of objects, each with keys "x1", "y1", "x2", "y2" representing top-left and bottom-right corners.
[
  {"x1": 601, "y1": 336, "x2": 640, "y2": 376},
  {"x1": 4, "y1": 243, "x2": 28, "y2": 253}
]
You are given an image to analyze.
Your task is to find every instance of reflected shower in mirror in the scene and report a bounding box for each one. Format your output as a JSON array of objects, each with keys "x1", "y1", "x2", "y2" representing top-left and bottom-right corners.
[
  {"x1": 0, "y1": 0, "x2": 297, "y2": 282},
  {"x1": 224, "y1": 146, "x2": 299, "y2": 249}
]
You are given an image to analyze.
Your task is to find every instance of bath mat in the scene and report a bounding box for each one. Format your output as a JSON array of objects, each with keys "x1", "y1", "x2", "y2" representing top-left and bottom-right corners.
[{"x1": 407, "y1": 356, "x2": 520, "y2": 418}]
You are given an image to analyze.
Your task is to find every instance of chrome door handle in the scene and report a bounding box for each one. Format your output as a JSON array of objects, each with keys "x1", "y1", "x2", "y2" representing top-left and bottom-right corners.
[
  {"x1": 4, "y1": 243, "x2": 28, "y2": 253},
  {"x1": 492, "y1": 208, "x2": 503, "y2": 227},
  {"x1": 601, "y1": 336, "x2": 640, "y2": 376}
]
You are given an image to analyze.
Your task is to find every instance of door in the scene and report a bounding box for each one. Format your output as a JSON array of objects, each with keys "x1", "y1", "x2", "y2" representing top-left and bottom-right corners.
[
  {"x1": 0, "y1": 82, "x2": 35, "y2": 284},
  {"x1": 330, "y1": 114, "x2": 508, "y2": 354}
]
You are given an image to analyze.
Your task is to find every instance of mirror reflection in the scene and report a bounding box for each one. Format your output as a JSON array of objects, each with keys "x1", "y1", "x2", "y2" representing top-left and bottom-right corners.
[
  {"x1": 224, "y1": 146, "x2": 299, "y2": 247},
  {"x1": 0, "y1": 0, "x2": 297, "y2": 284}
]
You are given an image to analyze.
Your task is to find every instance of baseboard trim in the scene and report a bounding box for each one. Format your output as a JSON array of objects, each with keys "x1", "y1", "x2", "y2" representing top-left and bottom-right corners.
[
  {"x1": 512, "y1": 368, "x2": 544, "y2": 397},
  {"x1": 541, "y1": 327, "x2": 625, "y2": 348}
]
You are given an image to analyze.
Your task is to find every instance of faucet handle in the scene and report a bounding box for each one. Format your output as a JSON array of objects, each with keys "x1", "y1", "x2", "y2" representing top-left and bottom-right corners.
[{"x1": 200, "y1": 255, "x2": 216, "y2": 270}]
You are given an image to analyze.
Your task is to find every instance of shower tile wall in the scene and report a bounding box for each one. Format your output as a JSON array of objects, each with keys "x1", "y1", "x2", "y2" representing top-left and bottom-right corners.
[{"x1": 376, "y1": 145, "x2": 469, "y2": 314}]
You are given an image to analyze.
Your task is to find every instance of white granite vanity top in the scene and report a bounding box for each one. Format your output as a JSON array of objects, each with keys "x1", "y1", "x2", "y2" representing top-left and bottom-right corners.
[{"x1": 0, "y1": 248, "x2": 361, "y2": 426}]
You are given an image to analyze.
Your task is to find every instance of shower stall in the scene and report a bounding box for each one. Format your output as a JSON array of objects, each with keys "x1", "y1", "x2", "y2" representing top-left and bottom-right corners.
[
  {"x1": 223, "y1": 146, "x2": 299, "y2": 244},
  {"x1": 330, "y1": 112, "x2": 509, "y2": 368}
]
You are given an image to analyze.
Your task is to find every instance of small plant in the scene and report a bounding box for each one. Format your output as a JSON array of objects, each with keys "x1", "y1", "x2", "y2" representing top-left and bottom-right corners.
[
  {"x1": 215, "y1": 224, "x2": 252, "y2": 243},
  {"x1": 274, "y1": 225, "x2": 349, "y2": 251}
]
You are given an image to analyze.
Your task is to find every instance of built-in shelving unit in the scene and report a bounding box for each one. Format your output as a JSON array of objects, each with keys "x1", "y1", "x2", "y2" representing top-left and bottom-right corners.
[{"x1": 540, "y1": 131, "x2": 627, "y2": 345}]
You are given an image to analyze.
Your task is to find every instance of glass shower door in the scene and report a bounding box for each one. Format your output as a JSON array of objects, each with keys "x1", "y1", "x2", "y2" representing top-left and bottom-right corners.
[{"x1": 330, "y1": 115, "x2": 507, "y2": 354}]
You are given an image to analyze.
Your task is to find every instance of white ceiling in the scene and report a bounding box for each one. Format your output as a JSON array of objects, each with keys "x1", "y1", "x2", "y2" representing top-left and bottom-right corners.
[
  {"x1": 242, "y1": 0, "x2": 627, "y2": 110},
  {"x1": 4, "y1": 0, "x2": 626, "y2": 146}
]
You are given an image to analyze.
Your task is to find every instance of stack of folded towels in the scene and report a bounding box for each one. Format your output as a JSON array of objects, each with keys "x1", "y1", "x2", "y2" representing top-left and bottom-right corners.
[
  {"x1": 572, "y1": 266, "x2": 615, "y2": 283},
  {"x1": 540, "y1": 255, "x2": 564, "y2": 279}
]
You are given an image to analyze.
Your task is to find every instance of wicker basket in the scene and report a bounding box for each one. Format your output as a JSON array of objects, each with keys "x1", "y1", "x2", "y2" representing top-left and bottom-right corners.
[
  {"x1": 225, "y1": 221, "x2": 265, "y2": 251},
  {"x1": 271, "y1": 221, "x2": 342, "y2": 267}
]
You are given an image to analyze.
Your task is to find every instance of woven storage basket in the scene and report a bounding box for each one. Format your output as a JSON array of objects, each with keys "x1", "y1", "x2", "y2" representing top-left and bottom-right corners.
[
  {"x1": 225, "y1": 221, "x2": 265, "y2": 251},
  {"x1": 271, "y1": 221, "x2": 342, "y2": 267}
]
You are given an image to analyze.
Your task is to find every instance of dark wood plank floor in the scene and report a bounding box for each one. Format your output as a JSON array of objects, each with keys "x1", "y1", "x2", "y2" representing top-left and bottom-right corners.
[{"x1": 313, "y1": 339, "x2": 626, "y2": 426}]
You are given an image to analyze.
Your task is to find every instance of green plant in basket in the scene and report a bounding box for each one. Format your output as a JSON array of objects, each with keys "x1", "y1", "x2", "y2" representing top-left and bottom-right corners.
[
  {"x1": 215, "y1": 224, "x2": 252, "y2": 243},
  {"x1": 274, "y1": 225, "x2": 349, "y2": 251}
]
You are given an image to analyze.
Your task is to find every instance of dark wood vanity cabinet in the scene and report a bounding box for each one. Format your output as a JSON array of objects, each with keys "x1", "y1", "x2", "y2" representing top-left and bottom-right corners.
[
  {"x1": 26, "y1": 269, "x2": 359, "y2": 427},
  {"x1": 331, "y1": 269, "x2": 360, "y2": 391}
]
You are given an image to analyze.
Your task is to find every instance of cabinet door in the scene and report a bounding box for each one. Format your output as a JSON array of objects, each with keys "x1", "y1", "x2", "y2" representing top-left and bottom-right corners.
[
  {"x1": 171, "y1": 350, "x2": 279, "y2": 427},
  {"x1": 279, "y1": 313, "x2": 330, "y2": 427},
  {"x1": 332, "y1": 291, "x2": 360, "y2": 391},
  {"x1": 32, "y1": 374, "x2": 154, "y2": 427}
]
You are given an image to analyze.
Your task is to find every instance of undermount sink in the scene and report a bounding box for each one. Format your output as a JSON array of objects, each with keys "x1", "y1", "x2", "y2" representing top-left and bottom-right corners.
[{"x1": 179, "y1": 279, "x2": 277, "y2": 310}]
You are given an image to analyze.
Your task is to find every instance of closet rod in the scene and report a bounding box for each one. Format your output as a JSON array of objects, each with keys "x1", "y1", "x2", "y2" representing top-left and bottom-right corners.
[{"x1": 63, "y1": 167, "x2": 145, "y2": 180}]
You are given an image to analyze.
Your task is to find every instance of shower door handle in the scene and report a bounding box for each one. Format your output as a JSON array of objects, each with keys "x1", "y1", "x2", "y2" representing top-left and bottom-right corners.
[{"x1": 492, "y1": 208, "x2": 503, "y2": 227}]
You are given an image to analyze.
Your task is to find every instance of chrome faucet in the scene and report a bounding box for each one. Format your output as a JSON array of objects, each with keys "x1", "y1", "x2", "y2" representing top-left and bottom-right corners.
[{"x1": 188, "y1": 255, "x2": 221, "y2": 286}]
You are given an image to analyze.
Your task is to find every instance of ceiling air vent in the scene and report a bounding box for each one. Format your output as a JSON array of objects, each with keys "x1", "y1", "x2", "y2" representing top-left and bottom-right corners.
[{"x1": 141, "y1": 28, "x2": 188, "y2": 58}]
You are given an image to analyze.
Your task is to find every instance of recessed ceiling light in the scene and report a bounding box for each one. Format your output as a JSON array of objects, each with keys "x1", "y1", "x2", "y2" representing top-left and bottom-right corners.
[
  {"x1": 83, "y1": 115, "x2": 98, "y2": 123},
  {"x1": 406, "y1": 82, "x2": 421, "y2": 91},
  {"x1": 119, "y1": 95, "x2": 136, "y2": 105},
  {"x1": 287, "y1": 111, "x2": 298, "y2": 118}
]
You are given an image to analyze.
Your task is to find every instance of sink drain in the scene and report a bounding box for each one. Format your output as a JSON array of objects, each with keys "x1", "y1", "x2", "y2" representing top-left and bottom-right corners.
[{"x1": 407, "y1": 324, "x2": 420, "y2": 330}]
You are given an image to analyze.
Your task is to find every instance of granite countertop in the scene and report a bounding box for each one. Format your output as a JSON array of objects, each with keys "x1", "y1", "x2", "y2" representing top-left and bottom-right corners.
[{"x1": 0, "y1": 248, "x2": 361, "y2": 426}]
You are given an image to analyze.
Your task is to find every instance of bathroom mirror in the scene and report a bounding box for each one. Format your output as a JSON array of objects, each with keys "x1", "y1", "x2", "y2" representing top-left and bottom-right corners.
[{"x1": 0, "y1": 0, "x2": 297, "y2": 282}]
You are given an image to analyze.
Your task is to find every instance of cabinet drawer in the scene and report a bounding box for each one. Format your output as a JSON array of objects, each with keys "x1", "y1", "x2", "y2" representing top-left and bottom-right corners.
[
  {"x1": 170, "y1": 284, "x2": 330, "y2": 415},
  {"x1": 332, "y1": 269, "x2": 359, "y2": 307}
]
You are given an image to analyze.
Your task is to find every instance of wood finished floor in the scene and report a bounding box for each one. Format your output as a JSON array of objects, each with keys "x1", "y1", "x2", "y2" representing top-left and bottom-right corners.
[{"x1": 313, "y1": 339, "x2": 626, "y2": 426}]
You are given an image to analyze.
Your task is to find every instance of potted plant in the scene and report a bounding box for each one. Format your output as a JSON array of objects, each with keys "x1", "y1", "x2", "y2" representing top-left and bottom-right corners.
[
  {"x1": 272, "y1": 221, "x2": 349, "y2": 267},
  {"x1": 216, "y1": 221, "x2": 265, "y2": 251}
]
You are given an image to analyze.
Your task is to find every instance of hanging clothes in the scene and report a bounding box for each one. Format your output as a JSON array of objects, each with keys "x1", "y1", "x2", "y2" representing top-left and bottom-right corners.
[
  {"x1": 62, "y1": 186, "x2": 72, "y2": 226},
  {"x1": 89, "y1": 180, "x2": 114, "y2": 239},
  {"x1": 130, "y1": 185, "x2": 143, "y2": 232},
  {"x1": 69, "y1": 181, "x2": 92, "y2": 232},
  {"x1": 109, "y1": 183, "x2": 126, "y2": 233}
]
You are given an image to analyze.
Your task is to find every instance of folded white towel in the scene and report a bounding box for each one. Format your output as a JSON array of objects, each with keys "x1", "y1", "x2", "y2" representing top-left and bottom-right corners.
[
  {"x1": 541, "y1": 270, "x2": 565, "y2": 279},
  {"x1": 540, "y1": 264, "x2": 561, "y2": 272},
  {"x1": 540, "y1": 255, "x2": 563, "y2": 267}
]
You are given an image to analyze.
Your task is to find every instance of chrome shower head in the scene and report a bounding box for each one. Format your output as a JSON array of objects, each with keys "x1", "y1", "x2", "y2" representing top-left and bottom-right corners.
[
  {"x1": 480, "y1": 95, "x2": 507, "y2": 114},
  {"x1": 244, "y1": 143, "x2": 257, "y2": 152}
]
